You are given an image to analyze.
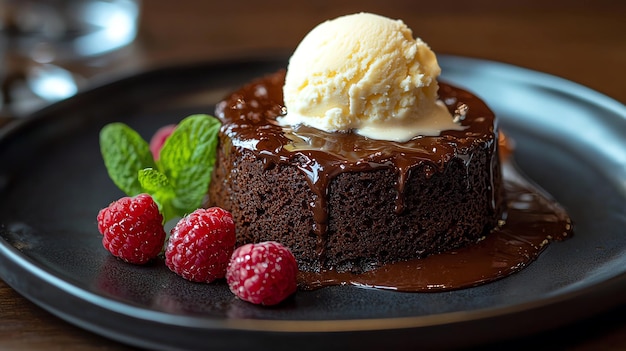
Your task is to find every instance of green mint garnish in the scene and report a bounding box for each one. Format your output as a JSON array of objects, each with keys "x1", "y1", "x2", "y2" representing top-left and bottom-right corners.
[{"x1": 99, "y1": 114, "x2": 221, "y2": 223}]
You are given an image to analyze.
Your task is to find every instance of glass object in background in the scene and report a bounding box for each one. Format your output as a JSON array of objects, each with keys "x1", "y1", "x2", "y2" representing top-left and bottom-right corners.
[{"x1": 0, "y1": 0, "x2": 141, "y2": 118}]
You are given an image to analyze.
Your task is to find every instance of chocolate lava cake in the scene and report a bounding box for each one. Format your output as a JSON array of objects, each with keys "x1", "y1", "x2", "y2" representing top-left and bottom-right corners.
[{"x1": 209, "y1": 70, "x2": 506, "y2": 273}]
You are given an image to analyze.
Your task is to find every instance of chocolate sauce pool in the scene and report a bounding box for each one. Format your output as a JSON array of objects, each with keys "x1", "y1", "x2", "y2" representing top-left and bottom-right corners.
[{"x1": 215, "y1": 70, "x2": 573, "y2": 292}]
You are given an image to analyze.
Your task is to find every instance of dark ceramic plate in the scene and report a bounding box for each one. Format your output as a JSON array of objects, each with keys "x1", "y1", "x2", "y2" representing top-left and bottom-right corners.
[{"x1": 0, "y1": 55, "x2": 625, "y2": 351}]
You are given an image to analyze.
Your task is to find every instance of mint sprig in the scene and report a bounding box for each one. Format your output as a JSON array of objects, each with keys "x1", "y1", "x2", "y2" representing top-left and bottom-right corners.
[{"x1": 99, "y1": 114, "x2": 221, "y2": 223}]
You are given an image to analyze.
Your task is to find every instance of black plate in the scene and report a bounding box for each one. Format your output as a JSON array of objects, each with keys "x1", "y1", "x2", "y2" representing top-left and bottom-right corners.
[{"x1": 0, "y1": 55, "x2": 625, "y2": 351}]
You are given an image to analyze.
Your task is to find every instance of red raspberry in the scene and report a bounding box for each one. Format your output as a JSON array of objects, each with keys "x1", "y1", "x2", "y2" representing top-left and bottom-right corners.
[
  {"x1": 226, "y1": 241, "x2": 298, "y2": 306},
  {"x1": 149, "y1": 124, "x2": 176, "y2": 160},
  {"x1": 97, "y1": 194, "x2": 166, "y2": 264},
  {"x1": 165, "y1": 207, "x2": 236, "y2": 283}
]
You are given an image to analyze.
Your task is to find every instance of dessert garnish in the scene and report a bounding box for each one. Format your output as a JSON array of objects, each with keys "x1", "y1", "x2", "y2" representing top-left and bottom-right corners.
[
  {"x1": 165, "y1": 207, "x2": 236, "y2": 283},
  {"x1": 97, "y1": 193, "x2": 166, "y2": 264},
  {"x1": 226, "y1": 241, "x2": 298, "y2": 306},
  {"x1": 99, "y1": 114, "x2": 220, "y2": 223},
  {"x1": 97, "y1": 114, "x2": 297, "y2": 305}
]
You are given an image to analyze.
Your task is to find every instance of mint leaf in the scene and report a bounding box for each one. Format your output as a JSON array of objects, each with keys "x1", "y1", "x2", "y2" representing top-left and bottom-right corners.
[
  {"x1": 138, "y1": 167, "x2": 173, "y2": 194},
  {"x1": 158, "y1": 114, "x2": 221, "y2": 217},
  {"x1": 138, "y1": 168, "x2": 177, "y2": 223},
  {"x1": 100, "y1": 123, "x2": 156, "y2": 196}
]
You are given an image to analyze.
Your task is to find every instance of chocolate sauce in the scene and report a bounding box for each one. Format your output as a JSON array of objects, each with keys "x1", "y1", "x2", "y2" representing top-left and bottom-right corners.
[
  {"x1": 298, "y1": 162, "x2": 572, "y2": 291},
  {"x1": 215, "y1": 70, "x2": 573, "y2": 291}
]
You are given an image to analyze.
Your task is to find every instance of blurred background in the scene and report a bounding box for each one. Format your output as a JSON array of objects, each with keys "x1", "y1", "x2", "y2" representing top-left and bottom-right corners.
[{"x1": 1, "y1": 0, "x2": 625, "y2": 120}]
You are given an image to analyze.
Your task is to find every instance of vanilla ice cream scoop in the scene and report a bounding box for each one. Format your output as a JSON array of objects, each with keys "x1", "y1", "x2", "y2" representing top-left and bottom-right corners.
[{"x1": 280, "y1": 12, "x2": 464, "y2": 142}]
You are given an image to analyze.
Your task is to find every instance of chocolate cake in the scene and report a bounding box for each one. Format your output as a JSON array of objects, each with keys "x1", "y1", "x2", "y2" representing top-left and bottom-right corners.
[{"x1": 209, "y1": 70, "x2": 506, "y2": 273}]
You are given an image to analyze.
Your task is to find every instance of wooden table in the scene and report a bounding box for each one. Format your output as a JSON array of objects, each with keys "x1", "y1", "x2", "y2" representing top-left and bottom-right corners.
[{"x1": 1, "y1": 1, "x2": 625, "y2": 350}]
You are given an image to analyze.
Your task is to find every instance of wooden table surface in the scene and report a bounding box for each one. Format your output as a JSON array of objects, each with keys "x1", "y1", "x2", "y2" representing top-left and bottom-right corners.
[{"x1": 1, "y1": 1, "x2": 625, "y2": 350}]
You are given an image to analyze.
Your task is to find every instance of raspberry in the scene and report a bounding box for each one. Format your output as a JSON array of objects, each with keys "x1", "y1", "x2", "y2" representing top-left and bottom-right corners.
[
  {"x1": 165, "y1": 207, "x2": 236, "y2": 283},
  {"x1": 149, "y1": 124, "x2": 176, "y2": 160},
  {"x1": 97, "y1": 194, "x2": 166, "y2": 264},
  {"x1": 226, "y1": 241, "x2": 298, "y2": 305}
]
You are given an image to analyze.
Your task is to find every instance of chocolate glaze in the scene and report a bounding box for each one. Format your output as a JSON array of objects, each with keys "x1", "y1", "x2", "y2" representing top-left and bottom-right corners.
[{"x1": 214, "y1": 70, "x2": 573, "y2": 290}]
